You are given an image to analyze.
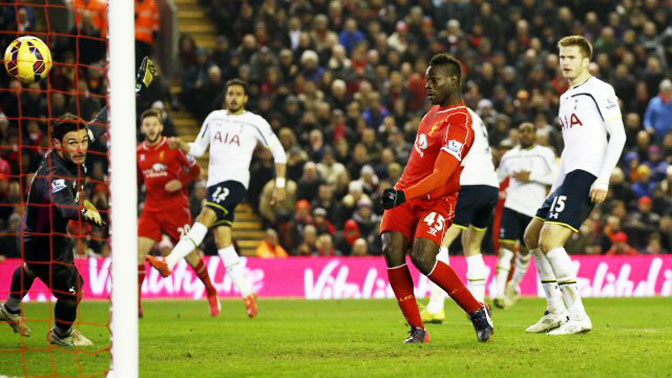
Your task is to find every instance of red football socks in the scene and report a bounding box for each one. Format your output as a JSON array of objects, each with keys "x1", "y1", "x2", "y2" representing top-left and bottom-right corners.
[
  {"x1": 428, "y1": 261, "x2": 482, "y2": 314},
  {"x1": 138, "y1": 263, "x2": 146, "y2": 304},
  {"x1": 193, "y1": 258, "x2": 217, "y2": 296},
  {"x1": 388, "y1": 264, "x2": 424, "y2": 329}
]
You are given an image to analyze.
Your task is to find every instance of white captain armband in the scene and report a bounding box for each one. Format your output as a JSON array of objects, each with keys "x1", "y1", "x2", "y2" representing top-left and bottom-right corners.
[{"x1": 441, "y1": 139, "x2": 464, "y2": 161}]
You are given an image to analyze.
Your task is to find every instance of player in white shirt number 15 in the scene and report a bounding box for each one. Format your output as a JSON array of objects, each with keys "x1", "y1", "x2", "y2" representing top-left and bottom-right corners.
[{"x1": 523, "y1": 36, "x2": 626, "y2": 335}]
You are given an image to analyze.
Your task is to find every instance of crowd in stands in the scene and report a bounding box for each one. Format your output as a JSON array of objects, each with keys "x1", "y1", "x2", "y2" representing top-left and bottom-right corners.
[
  {"x1": 0, "y1": 0, "x2": 671, "y2": 260},
  {"x1": 183, "y1": 0, "x2": 672, "y2": 257}
]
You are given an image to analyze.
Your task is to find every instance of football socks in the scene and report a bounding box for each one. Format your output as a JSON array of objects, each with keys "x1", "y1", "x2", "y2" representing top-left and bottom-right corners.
[
  {"x1": 388, "y1": 264, "x2": 424, "y2": 329},
  {"x1": 531, "y1": 248, "x2": 565, "y2": 314},
  {"x1": 495, "y1": 248, "x2": 514, "y2": 298},
  {"x1": 428, "y1": 261, "x2": 481, "y2": 314},
  {"x1": 192, "y1": 258, "x2": 217, "y2": 296},
  {"x1": 6, "y1": 265, "x2": 35, "y2": 313},
  {"x1": 546, "y1": 247, "x2": 585, "y2": 319},
  {"x1": 426, "y1": 247, "x2": 449, "y2": 313},
  {"x1": 166, "y1": 222, "x2": 209, "y2": 270},
  {"x1": 218, "y1": 245, "x2": 252, "y2": 297},
  {"x1": 510, "y1": 253, "x2": 531, "y2": 290},
  {"x1": 466, "y1": 254, "x2": 487, "y2": 303}
]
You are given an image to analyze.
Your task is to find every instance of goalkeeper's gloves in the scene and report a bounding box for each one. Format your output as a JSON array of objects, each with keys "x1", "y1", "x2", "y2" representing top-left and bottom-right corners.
[
  {"x1": 135, "y1": 57, "x2": 157, "y2": 95},
  {"x1": 382, "y1": 188, "x2": 406, "y2": 210},
  {"x1": 82, "y1": 200, "x2": 105, "y2": 227}
]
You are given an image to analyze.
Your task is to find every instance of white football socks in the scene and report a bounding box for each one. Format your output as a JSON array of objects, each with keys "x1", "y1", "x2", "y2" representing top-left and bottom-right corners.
[
  {"x1": 466, "y1": 253, "x2": 487, "y2": 303},
  {"x1": 495, "y1": 248, "x2": 513, "y2": 298},
  {"x1": 166, "y1": 222, "x2": 209, "y2": 270},
  {"x1": 510, "y1": 253, "x2": 531, "y2": 289},
  {"x1": 219, "y1": 245, "x2": 252, "y2": 298},
  {"x1": 531, "y1": 248, "x2": 565, "y2": 314},
  {"x1": 546, "y1": 247, "x2": 585, "y2": 319},
  {"x1": 426, "y1": 246, "x2": 449, "y2": 313}
]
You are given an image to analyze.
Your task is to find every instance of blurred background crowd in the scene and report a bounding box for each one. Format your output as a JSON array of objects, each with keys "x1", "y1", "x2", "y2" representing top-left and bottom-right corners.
[{"x1": 0, "y1": 0, "x2": 670, "y2": 260}]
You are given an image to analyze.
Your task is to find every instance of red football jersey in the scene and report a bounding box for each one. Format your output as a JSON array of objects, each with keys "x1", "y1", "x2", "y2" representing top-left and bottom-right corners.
[
  {"x1": 396, "y1": 103, "x2": 474, "y2": 199},
  {"x1": 137, "y1": 137, "x2": 200, "y2": 212}
]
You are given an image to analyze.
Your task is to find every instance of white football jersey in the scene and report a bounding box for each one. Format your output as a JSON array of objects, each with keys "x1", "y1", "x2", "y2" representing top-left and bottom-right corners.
[
  {"x1": 557, "y1": 76, "x2": 622, "y2": 179},
  {"x1": 460, "y1": 109, "x2": 499, "y2": 188},
  {"x1": 498, "y1": 145, "x2": 558, "y2": 217},
  {"x1": 189, "y1": 110, "x2": 285, "y2": 188}
]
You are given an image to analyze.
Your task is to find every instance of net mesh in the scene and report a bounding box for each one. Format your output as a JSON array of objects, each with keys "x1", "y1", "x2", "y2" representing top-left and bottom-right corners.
[{"x1": 0, "y1": 1, "x2": 111, "y2": 376}]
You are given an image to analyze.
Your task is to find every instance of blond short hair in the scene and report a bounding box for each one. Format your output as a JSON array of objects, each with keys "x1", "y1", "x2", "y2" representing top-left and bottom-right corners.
[{"x1": 558, "y1": 35, "x2": 593, "y2": 60}]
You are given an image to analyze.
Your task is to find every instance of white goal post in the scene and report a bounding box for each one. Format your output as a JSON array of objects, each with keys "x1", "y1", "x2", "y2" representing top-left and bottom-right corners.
[{"x1": 108, "y1": 0, "x2": 139, "y2": 376}]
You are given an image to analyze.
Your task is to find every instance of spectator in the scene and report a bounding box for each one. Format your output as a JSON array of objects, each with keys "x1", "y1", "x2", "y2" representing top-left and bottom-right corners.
[
  {"x1": 351, "y1": 238, "x2": 369, "y2": 256},
  {"x1": 641, "y1": 233, "x2": 668, "y2": 255},
  {"x1": 134, "y1": 0, "x2": 160, "y2": 65},
  {"x1": 178, "y1": 34, "x2": 199, "y2": 72},
  {"x1": 259, "y1": 178, "x2": 297, "y2": 226},
  {"x1": 351, "y1": 197, "x2": 377, "y2": 241},
  {"x1": 644, "y1": 79, "x2": 672, "y2": 143},
  {"x1": 608, "y1": 167, "x2": 635, "y2": 208},
  {"x1": 297, "y1": 161, "x2": 323, "y2": 201},
  {"x1": 335, "y1": 219, "x2": 361, "y2": 256},
  {"x1": 313, "y1": 207, "x2": 335, "y2": 236},
  {"x1": 256, "y1": 229, "x2": 289, "y2": 258},
  {"x1": 626, "y1": 196, "x2": 661, "y2": 248},
  {"x1": 316, "y1": 147, "x2": 346, "y2": 187},
  {"x1": 316, "y1": 233, "x2": 339, "y2": 256},
  {"x1": 632, "y1": 165, "x2": 656, "y2": 198},
  {"x1": 296, "y1": 224, "x2": 318, "y2": 256},
  {"x1": 645, "y1": 145, "x2": 669, "y2": 182},
  {"x1": 606, "y1": 232, "x2": 638, "y2": 256},
  {"x1": 338, "y1": 18, "x2": 365, "y2": 55}
]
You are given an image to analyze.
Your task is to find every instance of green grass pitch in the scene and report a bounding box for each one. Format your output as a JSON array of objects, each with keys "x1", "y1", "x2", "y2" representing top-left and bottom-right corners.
[{"x1": 1, "y1": 298, "x2": 671, "y2": 377}]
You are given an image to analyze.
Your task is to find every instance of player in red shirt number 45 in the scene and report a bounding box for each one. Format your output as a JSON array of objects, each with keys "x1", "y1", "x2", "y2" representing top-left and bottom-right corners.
[{"x1": 379, "y1": 54, "x2": 493, "y2": 343}]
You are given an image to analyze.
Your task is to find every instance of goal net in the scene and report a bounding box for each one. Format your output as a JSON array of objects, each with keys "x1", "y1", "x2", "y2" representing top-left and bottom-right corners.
[{"x1": 0, "y1": 1, "x2": 137, "y2": 376}]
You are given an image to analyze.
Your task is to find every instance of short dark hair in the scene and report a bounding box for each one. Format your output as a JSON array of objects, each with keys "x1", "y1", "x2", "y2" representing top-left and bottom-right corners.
[
  {"x1": 429, "y1": 53, "x2": 462, "y2": 82},
  {"x1": 558, "y1": 35, "x2": 593, "y2": 59},
  {"x1": 225, "y1": 78, "x2": 247, "y2": 94},
  {"x1": 141, "y1": 108, "x2": 163, "y2": 124},
  {"x1": 52, "y1": 113, "x2": 87, "y2": 141}
]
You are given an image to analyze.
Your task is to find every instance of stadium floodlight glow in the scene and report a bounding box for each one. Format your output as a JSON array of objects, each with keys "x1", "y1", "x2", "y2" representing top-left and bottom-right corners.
[{"x1": 109, "y1": 0, "x2": 139, "y2": 376}]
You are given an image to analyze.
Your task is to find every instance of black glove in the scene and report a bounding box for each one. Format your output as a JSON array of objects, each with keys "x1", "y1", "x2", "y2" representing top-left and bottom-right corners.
[
  {"x1": 382, "y1": 188, "x2": 406, "y2": 210},
  {"x1": 135, "y1": 57, "x2": 157, "y2": 95}
]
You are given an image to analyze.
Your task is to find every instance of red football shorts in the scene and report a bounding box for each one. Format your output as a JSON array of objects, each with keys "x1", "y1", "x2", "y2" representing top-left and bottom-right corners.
[
  {"x1": 380, "y1": 195, "x2": 457, "y2": 246},
  {"x1": 138, "y1": 206, "x2": 192, "y2": 243}
]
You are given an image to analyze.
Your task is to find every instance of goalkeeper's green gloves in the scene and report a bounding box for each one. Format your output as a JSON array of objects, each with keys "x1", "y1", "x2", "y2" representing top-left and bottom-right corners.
[{"x1": 135, "y1": 57, "x2": 158, "y2": 95}]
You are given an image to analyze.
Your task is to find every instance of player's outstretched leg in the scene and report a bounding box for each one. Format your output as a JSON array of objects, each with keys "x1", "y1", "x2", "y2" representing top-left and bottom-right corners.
[
  {"x1": 524, "y1": 219, "x2": 568, "y2": 333},
  {"x1": 147, "y1": 222, "x2": 209, "y2": 277},
  {"x1": 185, "y1": 251, "x2": 220, "y2": 317},
  {"x1": 411, "y1": 239, "x2": 493, "y2": 342},
  {"x1": 0, "y1": 264, "x2": 35, "y2": 336},
  {"x1": 421, "y1": 246, "x2": 448, "y2": 324}
]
